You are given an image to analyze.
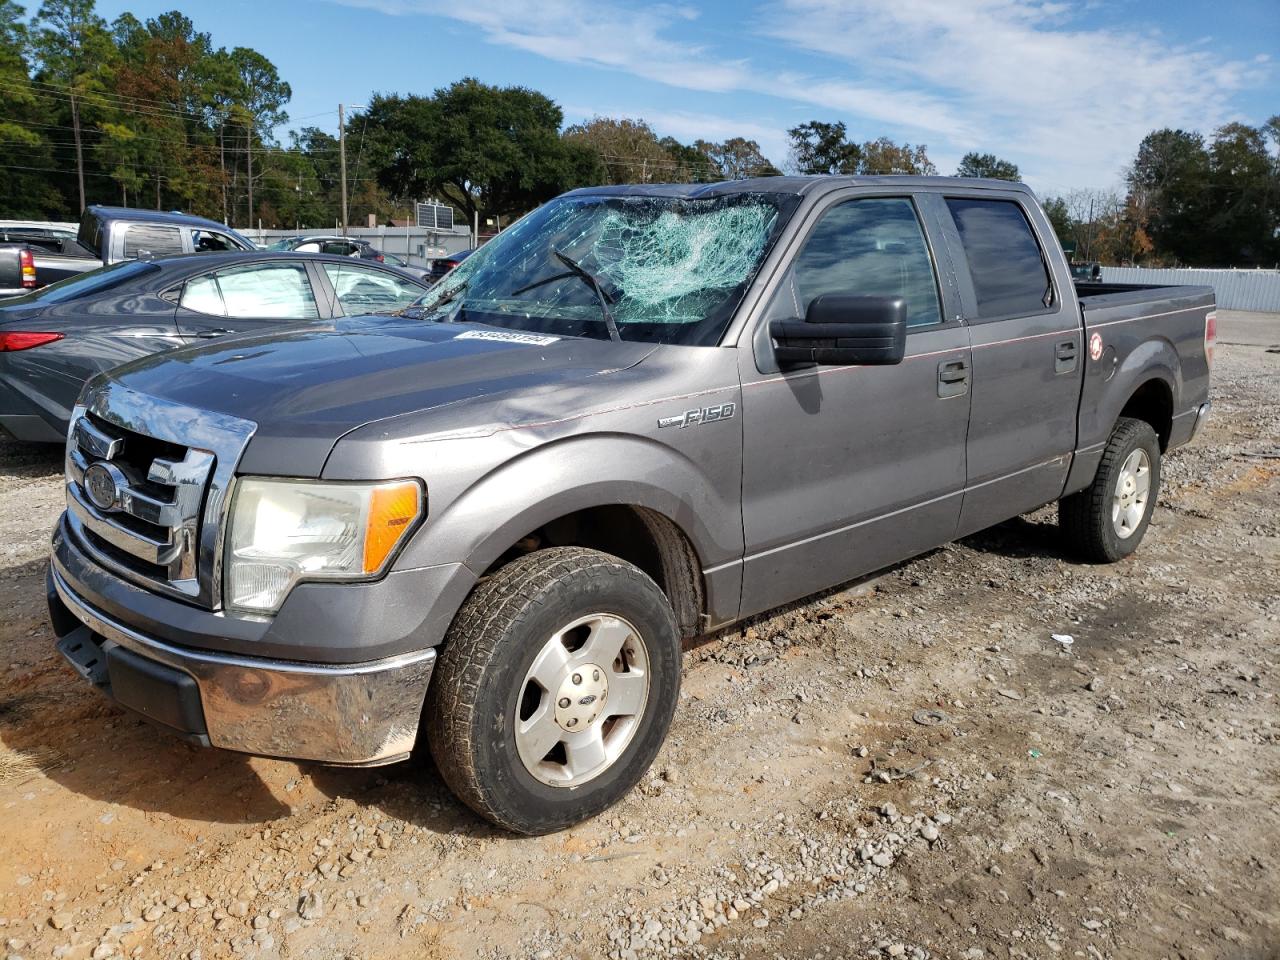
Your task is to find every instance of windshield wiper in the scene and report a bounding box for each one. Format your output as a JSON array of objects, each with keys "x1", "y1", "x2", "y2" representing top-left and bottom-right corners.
[
  {"x1": 398, "y1": 280, "x2": 468, "y2": 320},
  {"x1": 512, "y1": 249, "x2": 621, "y2": 343}
]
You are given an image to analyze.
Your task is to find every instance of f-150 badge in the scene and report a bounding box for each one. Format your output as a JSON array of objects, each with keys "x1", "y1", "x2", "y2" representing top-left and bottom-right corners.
[{"x1": 658, "y1": 402, "x2": 736, "y2": 429}]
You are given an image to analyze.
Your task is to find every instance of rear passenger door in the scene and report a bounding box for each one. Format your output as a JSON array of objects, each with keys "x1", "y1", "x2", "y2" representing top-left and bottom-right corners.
[
  {"x1": 173, "y1": 261, "x2": 325, "y2": 340},
  {"x1": 941, "y1": 193, "x2": 1082, "y2": 537}
]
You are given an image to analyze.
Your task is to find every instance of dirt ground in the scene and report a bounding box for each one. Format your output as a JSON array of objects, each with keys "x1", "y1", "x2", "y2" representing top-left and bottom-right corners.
[{"x1": 0, "y1": 310, "x2": 1276, "y2": 960}]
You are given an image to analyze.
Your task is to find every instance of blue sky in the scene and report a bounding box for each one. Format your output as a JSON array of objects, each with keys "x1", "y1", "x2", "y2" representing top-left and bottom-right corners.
[{"x1": 92, "y1": 0, "x2": 1278, "y2": 194}]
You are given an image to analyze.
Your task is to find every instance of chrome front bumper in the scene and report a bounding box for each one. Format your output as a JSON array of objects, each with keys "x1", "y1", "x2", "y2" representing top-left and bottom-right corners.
[{"x1": 50, "y1": 563, "x2": 436, "y2": 766}]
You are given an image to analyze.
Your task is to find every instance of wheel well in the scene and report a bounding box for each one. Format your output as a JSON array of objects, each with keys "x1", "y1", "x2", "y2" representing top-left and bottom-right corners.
[
  {"x1": 1119, "y1": 379, "x2": 1173, "y2": 450},
  {"x1": 483, "y1": 506, "x2": 706, "y2": 639}
]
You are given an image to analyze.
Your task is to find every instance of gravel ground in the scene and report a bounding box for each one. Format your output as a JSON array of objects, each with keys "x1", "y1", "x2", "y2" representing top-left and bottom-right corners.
[{"x1": 0, "y1": 310, "x2": 1276, "y2": 960}]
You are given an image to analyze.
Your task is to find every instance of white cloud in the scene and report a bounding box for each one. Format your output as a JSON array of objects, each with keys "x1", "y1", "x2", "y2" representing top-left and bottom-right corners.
[
  {"x1": 759, "y1": 0, "x2": 1270, "y2": 189},
  {"x1": 330, "y1": 0, "x2": 1270, "y2": 190}
]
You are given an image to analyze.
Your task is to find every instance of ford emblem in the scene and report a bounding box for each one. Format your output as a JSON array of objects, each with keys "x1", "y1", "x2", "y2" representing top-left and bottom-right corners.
[{"x1": 83, "y1": 462, "x2": 125, "y2": 512}]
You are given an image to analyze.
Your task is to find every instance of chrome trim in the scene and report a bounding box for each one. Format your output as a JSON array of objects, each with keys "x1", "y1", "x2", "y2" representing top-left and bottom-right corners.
[
  {"x1": 70, "y1": 381, "x2": 257, "y2": 607},
  {"x1": 51, "y1": 564, "x2": 435, "y2": 765},
  {"x1": 73, "y1": 416, "x2": 124, "y2": 460}
]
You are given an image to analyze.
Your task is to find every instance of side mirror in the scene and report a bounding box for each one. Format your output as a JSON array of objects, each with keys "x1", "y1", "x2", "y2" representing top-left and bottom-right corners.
[{"x1": 769, "y1": 294, "x2": 907, "y2": 366}]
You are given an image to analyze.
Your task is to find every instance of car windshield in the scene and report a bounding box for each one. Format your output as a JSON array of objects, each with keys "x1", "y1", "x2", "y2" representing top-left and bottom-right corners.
[
  {"x1": 265, "y1": 238, "x2": 296, "y2": 251},
  {"x1": 417, "y1": 193, "x2": 798, "y2": 345},
  {"x1": 9, "y1": 259, "x2": 159, "y2": 304}
]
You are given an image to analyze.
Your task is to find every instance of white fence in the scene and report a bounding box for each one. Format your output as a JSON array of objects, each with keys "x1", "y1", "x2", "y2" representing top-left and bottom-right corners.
[
  {"x1": 238, "y1": 226, "x2": 474, "y2": 268},
  {"x1": 1100, "y1": 266, "x2": 1280, "y2": 313}
]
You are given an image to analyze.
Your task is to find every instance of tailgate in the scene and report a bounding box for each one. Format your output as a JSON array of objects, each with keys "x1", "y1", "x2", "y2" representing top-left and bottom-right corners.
[{"x1": 0, "y1": 245, "x2": 25, "y2": 294}]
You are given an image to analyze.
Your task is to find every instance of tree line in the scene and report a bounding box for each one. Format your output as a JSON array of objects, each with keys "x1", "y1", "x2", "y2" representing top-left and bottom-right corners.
[{"x1": 1, "y1": 1, "x2": 1275, "y2": 266}]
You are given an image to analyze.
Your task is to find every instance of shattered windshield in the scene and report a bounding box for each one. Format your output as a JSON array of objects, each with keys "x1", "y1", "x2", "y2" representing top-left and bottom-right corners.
[{"x1": 418, "y1": 193, "x2": 797, "y2": 345}]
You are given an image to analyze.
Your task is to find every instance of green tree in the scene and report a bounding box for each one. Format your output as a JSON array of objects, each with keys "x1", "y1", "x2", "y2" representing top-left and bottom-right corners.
[
  {"x1": 859, "y1": 137, "x2": 936, "y2": 175},
  {"x1": 32, "y1": 0, "x2": 116, "y2": 211},
  {"x1": 0, "y1": 1, "x2": 66, "y2": 215},
  {"x1": 1206, "y1": 122, "x2": 1276, "y2": 265},
  {"x1": 1125, "y1": 128, "x2": 1210, "y2": 265},
  {"x1": 955, "y1": 151, "x2": 1019, "y2": 181},
  {"x1": 657, "y1": 137, "x2": 718, "y2": 183},
  {"x1": 1041, "y1": 195, "x2": 1073, "y2": 253},
  {"x1": 563, "y1": 116, "x2": 670, "y2": 184},
  {"x1": 363, "y1": 79, "x2": 602, "y2": 225},
  {"x1": 695, "y1": 137, "x2": 780, "y2": 179},
  {"x1": 787, "y1": 120, "x2": 859, "y2": 174}
]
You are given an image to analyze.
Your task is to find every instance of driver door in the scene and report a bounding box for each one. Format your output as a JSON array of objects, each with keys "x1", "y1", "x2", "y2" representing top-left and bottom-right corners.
[{"x1": 736, "y1": 191, "x2": 971, "y2": 619}]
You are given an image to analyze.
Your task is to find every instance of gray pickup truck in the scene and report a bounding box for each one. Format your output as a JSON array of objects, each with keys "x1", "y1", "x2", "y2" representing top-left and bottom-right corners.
[
  {"x1": 1, "y1": 206, "x2": 254, "y2": 296},
  {"x1": 46, "y1": 176, "x2": 1215, "y2": 834}
]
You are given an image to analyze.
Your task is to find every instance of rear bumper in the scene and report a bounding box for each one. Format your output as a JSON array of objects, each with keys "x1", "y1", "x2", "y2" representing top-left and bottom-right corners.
[
  {"x1": 48, "y1": 561, "x2": 437, "y2": 766},
  {"x1": 1169, "y1": 401, "x2": 1212, "y2": 449}
]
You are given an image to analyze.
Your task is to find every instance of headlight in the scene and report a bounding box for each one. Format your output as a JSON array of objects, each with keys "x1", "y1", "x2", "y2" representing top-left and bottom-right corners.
[{"x1": 224, "y1": 478, "x2": 423, "y2": 614}]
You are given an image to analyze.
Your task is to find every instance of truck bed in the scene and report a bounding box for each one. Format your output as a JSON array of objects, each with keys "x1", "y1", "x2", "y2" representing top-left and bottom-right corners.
[{"x1": 1070, "y1": 279, "x2": 1214, "y2": 488}]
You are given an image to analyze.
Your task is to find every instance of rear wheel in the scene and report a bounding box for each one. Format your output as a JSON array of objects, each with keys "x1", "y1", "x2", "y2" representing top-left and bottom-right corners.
[
  {"x1": 426, "y1": 547, "x2": 681, "y2": 834},
  {"x1": 1059, "y1": 417, "x2": 1162, "y2": 563}
]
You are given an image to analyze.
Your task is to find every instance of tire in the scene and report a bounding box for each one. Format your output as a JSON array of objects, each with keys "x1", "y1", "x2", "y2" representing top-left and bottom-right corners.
[
  {"x1": 426, "y1": 547, "x2": 681, "y2": 835},
  {"x1": 1059, "y1": 417, "x2": 1162, "y2": 563}
]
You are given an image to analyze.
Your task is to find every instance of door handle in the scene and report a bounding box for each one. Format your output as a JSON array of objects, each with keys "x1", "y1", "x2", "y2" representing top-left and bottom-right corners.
[
  {"x1": 196, "y1": 328, "x2": 234, "y2": 338},
  {"x1": 937, "y1": 358, "x2": 969, "y2": 398},
  {"x1": 1055, "y1": 338, "x2": 1078, "y2": 374}
]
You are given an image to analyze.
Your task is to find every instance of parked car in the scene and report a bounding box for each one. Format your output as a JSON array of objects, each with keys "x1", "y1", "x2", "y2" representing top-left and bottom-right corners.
[
  {"x1": 0, "y1": 206, "x2": 255, "y2": 296},
  {"x1": 379, "y1": 250, "x2": 432, "y2": 283},
  {"x1": 266, "y1": 234, "x2": 384, "y2": 260},
  {"x1": 1071, "y1": 260, "x2": 1103, "y2": 282},
  {"x1": 0, "y1": 251, "x2": 428, "y2": 441},
  {"x1": 428, "y1": 247, "x2": 473, "y2": 282},
  {"x1": 46, "y1": 176, "x2": 1214, "y2": 836},
  {"x1": 0, "y1": 220, "x2": 78, "y2": 244}
]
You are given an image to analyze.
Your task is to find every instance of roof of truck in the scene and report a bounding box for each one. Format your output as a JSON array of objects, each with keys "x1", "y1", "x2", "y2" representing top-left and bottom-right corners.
[
  {"x1": 566, "y1": 175, "x2": 1036, "y2": 199},
  {"x1": 85, "y1": 205, "x2": 240, "y2": 231}
]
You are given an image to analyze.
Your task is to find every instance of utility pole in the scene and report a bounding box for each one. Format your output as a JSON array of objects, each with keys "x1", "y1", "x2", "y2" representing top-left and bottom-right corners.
[
  {"x1": 339, "y1": 103, "x2": 348, "y2": 237},
  {"x1": 69, "y1": 90, "x2": 86, "y2": 212},
  {"x1": 246, "y1": 117, "x2": 254, "y2": 229},
  {"x1": 219, "y1": 121, "x2": 228, "y2": 226}
]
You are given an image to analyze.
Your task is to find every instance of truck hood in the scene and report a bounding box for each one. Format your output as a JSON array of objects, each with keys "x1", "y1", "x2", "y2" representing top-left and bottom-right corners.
[{"x1": 102, "y1": 315, "x2": 657, "y2": 476}]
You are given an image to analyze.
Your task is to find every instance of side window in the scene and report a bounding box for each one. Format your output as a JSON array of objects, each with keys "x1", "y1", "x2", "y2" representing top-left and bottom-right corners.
[
  {"x1": 787, "y1": 198, "x2": 943, "y2": 328},
  {"x1": 192, "y1": 229, "x2": 237, "y2": 253},
  {"x1": 323, "y1": 262, "x2": 422, "y2": 314},
  {"x1": 122, "y1": 224, "x2": 185, "y2": 258},
  {"x1": 945, "y1": 198, "x2": 1052, "y2": 318},
  {"x1": 321, "y1": 241, "x2": 358, "y2": 256},
  {"x1": 180, "y1": 275, "x2": 226, "y2": 315},
  {"x1": 213, "y1": 263, "x2": 320, "y2": 320},
  {"x1": 295, "y1": 241, "x2": 321, "y2": 253}
]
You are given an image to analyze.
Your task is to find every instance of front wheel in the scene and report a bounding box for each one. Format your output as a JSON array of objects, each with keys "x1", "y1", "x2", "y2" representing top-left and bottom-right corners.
[
  {"x1": 1059, "y1": 417, "x2": 1162, "y2": 563},
  {"x1": 426, "y1": 547, "x2": 681, "y2": 834}
]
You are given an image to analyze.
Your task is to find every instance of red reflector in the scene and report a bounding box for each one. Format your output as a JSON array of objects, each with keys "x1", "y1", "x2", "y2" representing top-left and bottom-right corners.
[
  {"x1": 19, "y1": 249, "x2": 36, "y2": 288},
  {"x1": 0, "y1": 332, "x2": 64, "y2": 351},
  {"x1": 376, "y1": 255, "x2": 385, "y2": 262}
]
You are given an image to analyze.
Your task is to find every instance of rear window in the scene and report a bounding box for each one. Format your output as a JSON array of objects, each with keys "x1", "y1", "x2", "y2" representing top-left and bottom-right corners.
[
  {"x1": 945, "y1": 198, "x2": 1052, "y2": 318},
  {"x1": 18, "y1": 260, "x2": 159, "y2": 304},
  {"x1": 122, "y1": 224, "x2": 185, "y2": 259}
]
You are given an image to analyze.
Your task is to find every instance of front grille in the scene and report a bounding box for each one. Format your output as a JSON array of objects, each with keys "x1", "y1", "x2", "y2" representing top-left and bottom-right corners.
[{"x1": 65, "y1": 412, "x2": 215, "y2": 598}]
